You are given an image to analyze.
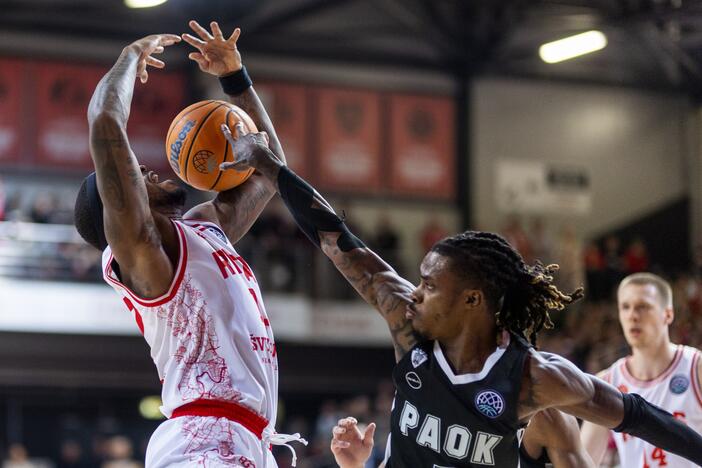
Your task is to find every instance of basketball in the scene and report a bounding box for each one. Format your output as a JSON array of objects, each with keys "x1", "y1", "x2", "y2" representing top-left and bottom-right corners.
[{"x1": 165, "y1": 100, "x2": 256, "y2": 191}]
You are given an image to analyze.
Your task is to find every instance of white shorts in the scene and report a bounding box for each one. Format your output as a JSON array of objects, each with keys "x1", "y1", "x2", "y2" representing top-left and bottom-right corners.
[{"x1": 145, "y1": 416, "x2": 277, "y2": 468}]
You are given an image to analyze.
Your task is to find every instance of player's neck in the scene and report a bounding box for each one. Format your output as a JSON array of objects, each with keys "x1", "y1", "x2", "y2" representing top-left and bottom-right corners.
[
  {"x1": 440, "y1": 325, "x2": 502, "y2": 375},
  {"x1": 628, "y1": 340, "x2": 677, "y2": 380}
]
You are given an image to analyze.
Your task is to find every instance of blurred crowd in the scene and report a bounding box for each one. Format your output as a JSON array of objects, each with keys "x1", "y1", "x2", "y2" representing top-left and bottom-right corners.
[{"x1": 4, "y1": 182, "x2": 702, "y2": 467}]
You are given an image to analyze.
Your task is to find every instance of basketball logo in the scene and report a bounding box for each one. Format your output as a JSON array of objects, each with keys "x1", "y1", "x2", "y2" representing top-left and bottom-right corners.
[
  {"x1": 411, "y1": 348, "x2": 428, "y2": 368},
  {"x1": 475, "y1": 390, "x2": 505, "y2": 419},
  {"x1": 670, "y1": 374, "x2": 690, "y2": 394}
]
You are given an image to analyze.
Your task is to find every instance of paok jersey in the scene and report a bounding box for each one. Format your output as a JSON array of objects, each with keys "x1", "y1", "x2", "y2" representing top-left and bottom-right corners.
[
  {"x1": 102, "y1": 219, "x2": 278, "y2": 436},
  {"x1": 604, "y1": 345, "x2": 702, "y2": 468},
  {"x1": 385, "y1": 332, "x2": 531, "y2": 467}
]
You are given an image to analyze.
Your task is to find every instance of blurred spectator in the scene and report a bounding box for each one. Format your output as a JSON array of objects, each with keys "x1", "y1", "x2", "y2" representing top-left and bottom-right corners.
[
  {"x1": 101, "y1": 436, "x2": 141, "y2": 468},
  {"x1": 554, "y1": 225, "x2": 584, "y2": 293},
  {"x1": 623, "y1": 237, "x2": 649, "y2": 273},
  {"x1": 2, "y1": 444, "x2": 39, "y2": 468},
  {"x1": 29, "y1": 193, "x2": 55, "y2": 224},
  {"x1": 584, "y1": 241, "x2": 606, "y2": 301},
  {"x1": 419, "y1": 217, "x2": 447, "y2": 253},
  {"x1": 57, "y1": 440, "x2": 89, "y2": 468},
  {"x1": 501, "y1": 217, "x2": 533, "y2": 263},
  {"x1": 603, "y1": 235, "x2": 624, "y2": 298},
  {"x1": 373, "y1": 215, "x2": 402, "y2": 272},
  {"x1": 528, "y1": 218, "x2": 553, "y2": 265}
]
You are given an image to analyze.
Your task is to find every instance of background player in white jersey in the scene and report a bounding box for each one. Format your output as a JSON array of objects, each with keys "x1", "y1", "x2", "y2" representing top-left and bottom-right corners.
[
  {"x1": 581, "y1": 272, "x2": 702, "y2": 467},
  {"x1": 73, "y1": 22, "x2": 303, "y2": 468},
  {"x1": 329, "y1": 408, "x2": 595, "y2": 468},
  {"x1": 216, "y1": 128, "x2": 702, "y2": 466}
]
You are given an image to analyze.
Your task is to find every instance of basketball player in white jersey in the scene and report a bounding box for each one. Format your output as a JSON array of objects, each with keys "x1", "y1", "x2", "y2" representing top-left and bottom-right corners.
[
  {"x1": 581, "y1": 272, "x2": 702, "y2": 467},
  {"x1": 73, "y1": 22, "x2": 304, "y2": 467}
]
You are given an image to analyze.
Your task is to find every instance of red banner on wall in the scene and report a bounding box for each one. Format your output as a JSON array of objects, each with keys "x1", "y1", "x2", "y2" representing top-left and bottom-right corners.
[
  {"x1": 389, "y1": 94, "x2": 455, "y2": 199},
  {"x1": 257, "y1": 82, "x2": 309, "y2": 178},
  {"x1": 316, "y1": 88, "x2": 382, "y2": 191},
  {"x1": 0, "y1": 59, "x2": 25, "y2": 164},
  {"x1": 34, "y1": 62, "x2": 107, "y2": 169},
  {"x1": 128, "y1": 71, "x2": 186, "y2": 173}
]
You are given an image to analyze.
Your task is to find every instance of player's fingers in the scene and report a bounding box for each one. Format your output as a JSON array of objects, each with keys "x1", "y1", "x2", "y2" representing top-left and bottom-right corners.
[
  {"x1": 146, "y1": 56, "x2": 165, "y2": 68},
  {"x1": 157, "y1": 34, "x2": 181, "y2": 46},
  {"x1": 210, "y1": 21, "x2": 224, "y2": 40},
  {"x1": 331, "y1": 440, "x2": 351, "y2": 451},
  {"x1": 140, "y1": 70, "x2": 149, "y2": 84},
  {"x1": 189, "y1": 20, "x2": 214, "y2": 41},
  {"x1": 234, "y1": 122, "x2": 245, "y2": 138},
  {"x1": 181, "y1": 33, "x2": 206, "y2": 51},
  {"x1": 221, "y1": 124, "x2": 236, "y2": 145},
  {"x1": 257, "y1": 131, "x2": 270, "y2": 147},
  {"x1": 188, "y1": 52, "x2": 208, "y2": 69},
  {"x1": 152, "y1": 46, "x2": 165, "y2": 54},
  {"x1": 363, "y1": 422, "x2": 376, "y2": 446},
  {"x1": 339, "y1": 417, "x2": 358, "y2": 426},
  {"x1": 332, "y1": 426, "x2": 347, "y2": 435},
  {"x1": 219, "y1": 160, "x2": 248, "y2": 171},
  {"x1": 228, "y1": 27, "x2": 241, "y2": 43}
]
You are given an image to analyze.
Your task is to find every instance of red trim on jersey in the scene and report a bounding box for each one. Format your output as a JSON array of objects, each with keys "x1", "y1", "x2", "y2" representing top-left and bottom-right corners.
[
  {"x1": 691, "y1": 350, "x2": 702, "y2": 408},
  {"x1": 619, "y1": 346, "x2": 683, "y2": 387},
  {"x1": 171, "y1": 399, "x2": 268, "y2": 440},
  {"x1": 104, "y1": 221, "x2": 188, "y2": 308},
  {"x1": 122, "y1": 298, "x2": 144, "y2": 335}
]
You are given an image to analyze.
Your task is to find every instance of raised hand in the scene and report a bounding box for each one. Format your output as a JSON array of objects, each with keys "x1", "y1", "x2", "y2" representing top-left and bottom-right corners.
[
  {"x1": 330, "y1": 417, "x2": 376, "y2": 468},
  {"x1": 182, "y1": 20, "x2": 242, "y2": 76},
  {"x1": 127, "y1": 34, "x2": 181, "y2": 83},
  {"x1": 220, "y1": 122, "x2": 271, "y2": 170}
]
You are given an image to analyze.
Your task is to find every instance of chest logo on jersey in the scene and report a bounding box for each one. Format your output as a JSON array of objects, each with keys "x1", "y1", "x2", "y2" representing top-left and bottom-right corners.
[
  {"x1": 406, "y1": 371, "x2": 422, "y2": 389},
  {"x1": 474, "y1": 390, "x2": 505, "y2": 419},
  {"x1": 669, "y1": 374, "x2": 690, "y2": 394},
  {"x1": 411, "y1": 348, "x2": 428, "y2": 368}
]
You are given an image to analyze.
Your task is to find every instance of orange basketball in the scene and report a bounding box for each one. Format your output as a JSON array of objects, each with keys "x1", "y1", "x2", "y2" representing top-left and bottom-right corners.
[{"x1": 165, "y1": 100, "x2": 256, "y2": 191}]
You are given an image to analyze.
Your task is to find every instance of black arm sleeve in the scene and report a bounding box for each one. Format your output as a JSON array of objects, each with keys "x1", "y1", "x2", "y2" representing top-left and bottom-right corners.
[
  {"x1": 277, "y1": 166, "x2": 364, "y2": 252},
  {"x1": 613, "y1": 392, "x2": 702, "y2": 464}
]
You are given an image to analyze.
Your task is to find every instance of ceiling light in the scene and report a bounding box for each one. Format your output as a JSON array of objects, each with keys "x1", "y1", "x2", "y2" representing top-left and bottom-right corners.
[
  {"x1": 539, "y1": 31, "x2": 607, "y2": 64},
  {"x1": 125, "y1": 0, "x2": 168, "y2": 8}
]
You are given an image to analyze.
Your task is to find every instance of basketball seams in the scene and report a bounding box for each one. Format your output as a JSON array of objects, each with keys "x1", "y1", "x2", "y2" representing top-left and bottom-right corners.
[
  {"x1": 166, "y1": 100, "x2": 215, "y2": 151},
  {"x1": 208, "y1": 109, "x2": 234, "y2": 191},
  {"x1": 182, "y1": 102, "x2": 227, "y2": 181}
]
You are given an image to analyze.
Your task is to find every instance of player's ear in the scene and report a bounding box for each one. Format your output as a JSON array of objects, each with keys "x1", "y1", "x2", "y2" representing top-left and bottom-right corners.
[
  {"x1": 464, "y1": 290, "x2": 482, "y2": 308},
  {"x1": 664, "y1": 306, "x2": 674, "y2": 326}
]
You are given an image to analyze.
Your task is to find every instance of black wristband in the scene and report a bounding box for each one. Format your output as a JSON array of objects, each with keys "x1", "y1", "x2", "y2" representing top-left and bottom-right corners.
[
  {"x1": 277, "y1": 166, "x2": 365, "y2": 252},
  {"x1": 219, "y1": 66, "x2": 252, "y2": 95},
  {"x1": 614, "y1": 393, "x2": 702, "y2": 464}
]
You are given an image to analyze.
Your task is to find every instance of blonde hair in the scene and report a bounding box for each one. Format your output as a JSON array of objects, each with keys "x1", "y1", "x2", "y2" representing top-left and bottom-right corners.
[{"x1": 618, "y1": 272, "x2": 673, "y2": 308}]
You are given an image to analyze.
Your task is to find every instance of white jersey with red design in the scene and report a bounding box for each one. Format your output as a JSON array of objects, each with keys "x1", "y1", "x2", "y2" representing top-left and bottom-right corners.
[
  {"x1": 604, "y1": 345, "x2": 702, "y2": 468},
  {"x1": 102, "y1": 219, "x2": 279, "y2": 467}
]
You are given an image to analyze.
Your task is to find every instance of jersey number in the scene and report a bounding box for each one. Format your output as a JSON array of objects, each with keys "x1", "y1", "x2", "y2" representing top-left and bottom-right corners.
[{"x1": 644, "y1": 448, "x2": 668, "y2": 467}]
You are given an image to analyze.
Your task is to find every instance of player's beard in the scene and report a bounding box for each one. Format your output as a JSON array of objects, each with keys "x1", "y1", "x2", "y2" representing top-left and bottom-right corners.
[{"x1": 151, "y1": 184, "x2": 187, "y2": 210}]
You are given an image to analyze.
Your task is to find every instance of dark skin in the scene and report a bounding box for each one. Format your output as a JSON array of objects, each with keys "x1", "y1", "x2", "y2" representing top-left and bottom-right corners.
[
  {"x1": 220, "y1": 133, "x2": 629, "y2": 430},
  {"x1": 88, "y1": 22, "x2": 285, "y2": 299},
  {"x1": 522, "y1": 408, "x2": 594, "y2": 468}
]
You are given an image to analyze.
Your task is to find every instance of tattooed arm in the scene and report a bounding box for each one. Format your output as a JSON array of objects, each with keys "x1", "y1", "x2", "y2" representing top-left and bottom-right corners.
[
  {"x1": 520, "y1": 351, "x2": 702, "y2": 465},
  {"x1": 182, "y1": 21, "x2": 285, "y2": 243},
  {"x1": 218, "y1": 130, "x2": 417, "y2": 361},
  {"x1": 88, "y1": 34, "x2": 181, "y2": 298}
]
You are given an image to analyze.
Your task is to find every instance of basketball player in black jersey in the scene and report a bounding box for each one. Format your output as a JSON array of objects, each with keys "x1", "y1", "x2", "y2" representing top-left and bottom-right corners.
[
  {"x1": 219, "y1": 129, "x2": 702, "y2": 466},
  {"x1": 330, "y1": 407, "x2": 593, "y2": 468}
]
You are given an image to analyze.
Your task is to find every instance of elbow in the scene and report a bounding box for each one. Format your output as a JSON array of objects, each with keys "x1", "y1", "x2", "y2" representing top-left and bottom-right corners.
[{"x1": 89, "y1": 110, "x2": 125, "y2": 130}]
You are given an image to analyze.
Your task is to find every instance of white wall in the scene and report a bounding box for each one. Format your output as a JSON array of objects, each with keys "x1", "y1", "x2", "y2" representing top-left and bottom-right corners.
[{"x1": 472, "y1": 77, "x2": 692, "y2": 238}]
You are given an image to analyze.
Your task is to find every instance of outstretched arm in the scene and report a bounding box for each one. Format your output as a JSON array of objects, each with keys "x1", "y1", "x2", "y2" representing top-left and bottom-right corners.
[
  {"x1": 219, "y1": 130, "x2": 418, "y2": 360},
  {"x1": 182, "y1": 21, "x2": 285, "y2": 243},
  {"x1": 522, "y1": 350, "x2": 702, "y2": 465},
  {"x1": 88, "y1": 34, "x2": 181, "y2": 298}
]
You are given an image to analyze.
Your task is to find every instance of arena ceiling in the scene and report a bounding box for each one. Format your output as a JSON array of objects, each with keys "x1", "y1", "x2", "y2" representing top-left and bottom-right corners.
[{"x1": 2, "y1": 0, "x2": 702, "y2": 94}]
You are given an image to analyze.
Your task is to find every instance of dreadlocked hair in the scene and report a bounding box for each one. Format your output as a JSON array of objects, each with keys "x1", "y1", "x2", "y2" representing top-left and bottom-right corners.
[{"x1": 430, "y1": 231, "x2": 584, "y2": 346}]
